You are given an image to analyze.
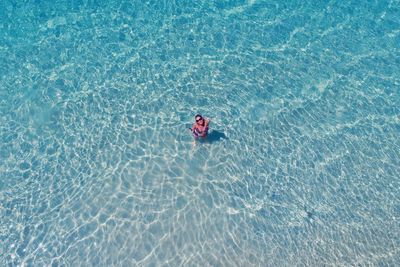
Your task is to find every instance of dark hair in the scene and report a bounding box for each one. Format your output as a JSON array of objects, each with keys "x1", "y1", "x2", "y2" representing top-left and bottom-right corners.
[{"x1": 195, "y1": 114, "x2": 202, "y2": 119}]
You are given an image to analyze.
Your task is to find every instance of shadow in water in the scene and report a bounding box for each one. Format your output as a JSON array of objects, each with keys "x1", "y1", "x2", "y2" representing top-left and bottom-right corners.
[{"x1": 206, "y1": 130, "x2": 228, "y2": 143}]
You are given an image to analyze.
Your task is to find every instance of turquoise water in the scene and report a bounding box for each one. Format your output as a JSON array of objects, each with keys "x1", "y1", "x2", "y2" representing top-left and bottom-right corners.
[{"x1": 1, "y1": 0, "x2": 399, "y2": 266}]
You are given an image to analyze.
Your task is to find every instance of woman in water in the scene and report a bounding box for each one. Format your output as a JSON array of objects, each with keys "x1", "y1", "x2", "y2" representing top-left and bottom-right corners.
[{"x1": 191, "y1": 114, "x2": 209, "y2": 138}]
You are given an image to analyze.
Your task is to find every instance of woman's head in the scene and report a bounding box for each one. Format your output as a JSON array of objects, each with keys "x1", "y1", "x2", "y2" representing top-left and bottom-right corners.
[{"x1": 195, "y1": 114, "x2": 203, "y2": 123}]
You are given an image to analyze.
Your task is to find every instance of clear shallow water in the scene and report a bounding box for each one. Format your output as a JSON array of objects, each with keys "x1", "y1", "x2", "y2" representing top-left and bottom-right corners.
[{"x1": 1, "y1": 0, "x2": 399, "y2": 266}]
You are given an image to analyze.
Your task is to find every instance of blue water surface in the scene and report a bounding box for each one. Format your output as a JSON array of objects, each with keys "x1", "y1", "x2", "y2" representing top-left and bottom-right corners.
[{"x1": 1, "y1": 0, "x2": 399, "y2": 266}]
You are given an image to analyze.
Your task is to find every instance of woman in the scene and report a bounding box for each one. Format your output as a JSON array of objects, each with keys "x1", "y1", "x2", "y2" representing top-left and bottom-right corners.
[{"x1": 191, "y1": 114, "x2": 209, "y2": 138}]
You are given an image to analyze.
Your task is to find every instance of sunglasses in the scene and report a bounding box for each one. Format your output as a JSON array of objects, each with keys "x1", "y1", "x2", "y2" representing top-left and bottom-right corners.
[{"x1": 196, "y1": 117, "x2": 203, "y2": 122}]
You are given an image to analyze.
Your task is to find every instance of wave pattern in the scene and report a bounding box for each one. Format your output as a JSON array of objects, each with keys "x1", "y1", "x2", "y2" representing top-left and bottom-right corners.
[{"x1": 1, "y1": 0, "x2": 400, "y2": 266}]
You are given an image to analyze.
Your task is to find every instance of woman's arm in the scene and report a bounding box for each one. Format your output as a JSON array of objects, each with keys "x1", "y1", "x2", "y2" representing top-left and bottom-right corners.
[
  {"x1": 191, "y1": 124, "x2": 200, "y2": 138},
  {"x1": 200, "y1": 119, "x2": 210, "y2": 137}
]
